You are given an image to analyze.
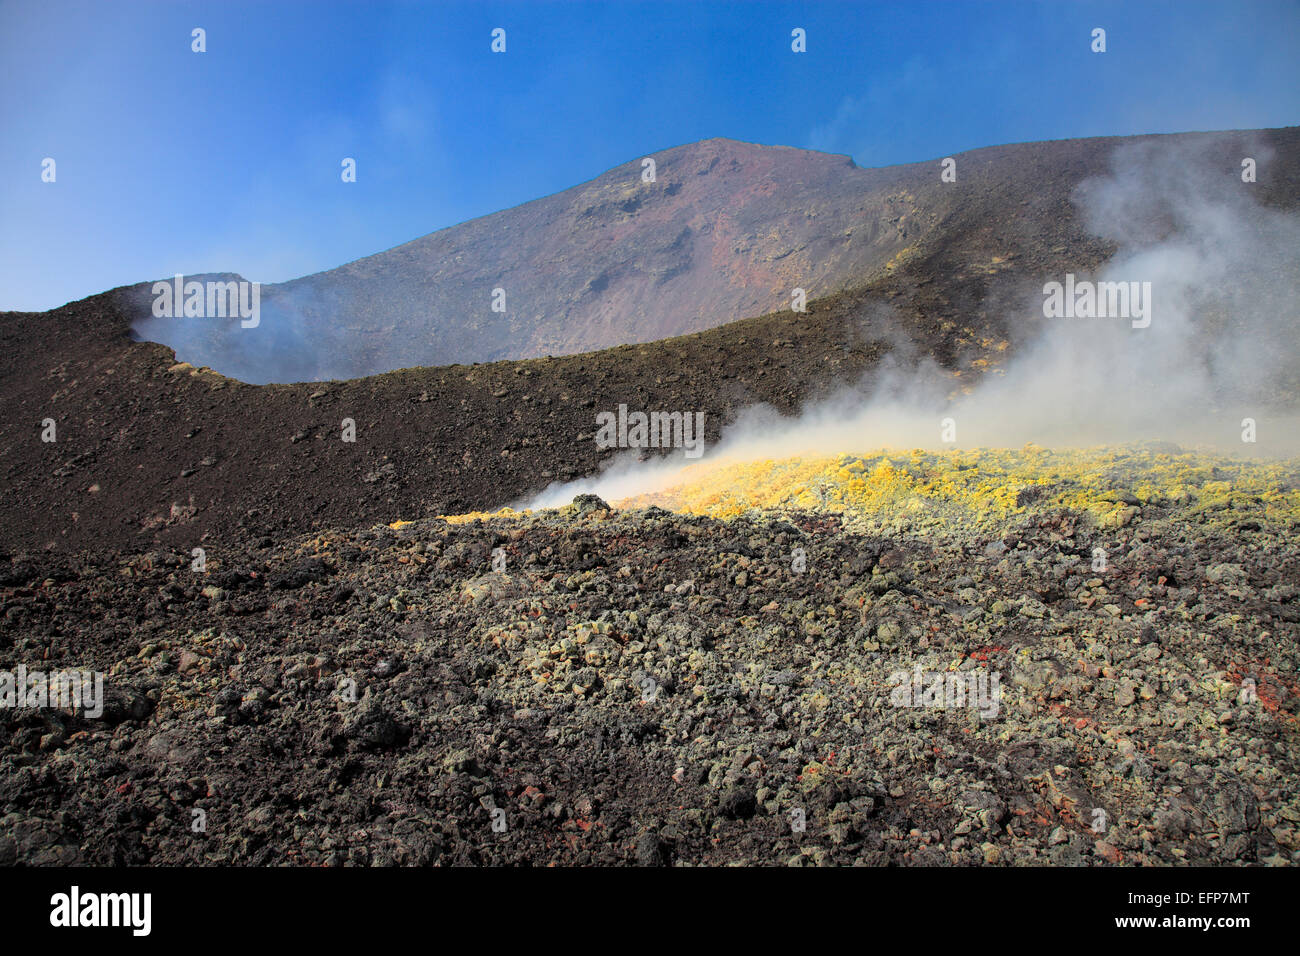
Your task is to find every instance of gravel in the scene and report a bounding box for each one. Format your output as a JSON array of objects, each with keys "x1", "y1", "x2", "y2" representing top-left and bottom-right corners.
[{"x1": 1, "y1": 476, "x2": 1296, "y2": 865}]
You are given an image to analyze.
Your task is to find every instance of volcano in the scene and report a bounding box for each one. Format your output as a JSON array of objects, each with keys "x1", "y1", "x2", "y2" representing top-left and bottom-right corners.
[
  {"x1": 4, "y1": 127, "x2": 1298, "y2": 554},
  {"x1": 2, "y1": 127, "x2": 1299, "y2": 869},
  {"x1": 127, "y1": 128, "x2": 1296, "y2": 383}
]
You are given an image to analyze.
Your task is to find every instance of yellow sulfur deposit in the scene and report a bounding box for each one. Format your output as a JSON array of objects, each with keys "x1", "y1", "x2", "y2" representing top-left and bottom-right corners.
[
  {"x1": 404, "y1": 445, "x2": 1300, "y2": 536},
  {"x1": 388, "y1": 509, "x2": 524, "y2": 528},
  {"x1": 439, "y1": 508, "x2": 524, "y2": 525},
  {"x1": 617, "y1": 445, "x2": 1300, "y2": 533}
]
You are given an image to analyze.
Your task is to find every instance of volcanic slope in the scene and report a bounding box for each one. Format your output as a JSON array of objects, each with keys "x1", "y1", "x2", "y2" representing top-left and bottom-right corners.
[
  {"x1": 129, "y1": 128, "x2": 1297, "y2": 383},
  {"x1": 2, "y1": 127, "x2": 1298, "y2": 555}
]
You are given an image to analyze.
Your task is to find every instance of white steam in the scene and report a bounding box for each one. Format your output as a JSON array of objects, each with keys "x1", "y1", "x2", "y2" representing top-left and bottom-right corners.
[{"x1": 525, "y1": 138, "x2": 1300, "y2": 509}]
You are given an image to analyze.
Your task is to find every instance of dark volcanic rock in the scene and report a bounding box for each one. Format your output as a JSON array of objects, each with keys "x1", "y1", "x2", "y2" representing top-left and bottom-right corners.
[
  {"x1": 344, "y1": 703, "x2": 409, "y2": 751},
  {"x1": 0, "y1": 496, "x2": 1295, "y2": 866}
]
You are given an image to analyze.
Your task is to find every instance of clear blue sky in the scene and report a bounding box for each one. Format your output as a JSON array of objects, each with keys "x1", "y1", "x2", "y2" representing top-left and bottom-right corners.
[{"x1": 2, "y1": 0, "x2": 1297, "y2": 311}]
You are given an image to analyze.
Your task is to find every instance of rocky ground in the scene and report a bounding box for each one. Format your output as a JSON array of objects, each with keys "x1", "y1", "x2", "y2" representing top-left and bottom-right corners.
[
  {"x1": 2, "y1": 126, "x2": 1297, "y2": 868},
  {"x1": 2, "y1": 448, "x2": 1296, "y2": 866}
]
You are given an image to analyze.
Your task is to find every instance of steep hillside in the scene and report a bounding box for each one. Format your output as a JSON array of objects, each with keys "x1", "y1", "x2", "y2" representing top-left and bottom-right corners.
[{"x1": 127, "y1": 128, "x2": 1298, "y2": 383}]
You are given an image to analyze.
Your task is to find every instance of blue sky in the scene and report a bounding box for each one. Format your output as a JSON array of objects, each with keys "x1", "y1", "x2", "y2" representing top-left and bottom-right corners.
[{"x1": 2, "y1": 0, "x2": 1297, "y2": 311}]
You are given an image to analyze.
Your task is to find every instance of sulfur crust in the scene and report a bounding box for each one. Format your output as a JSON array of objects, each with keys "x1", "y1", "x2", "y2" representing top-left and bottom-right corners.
[
  {"x1": 618, "y1": 445, "x2": 1300, "y2": 533},
  {"x1": 395, "y1": 445, "x2": 1300, "y2": 536}
]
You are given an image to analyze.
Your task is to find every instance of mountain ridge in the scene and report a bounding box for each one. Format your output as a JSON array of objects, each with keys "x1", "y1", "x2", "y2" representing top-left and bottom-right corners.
[{"x1": 118, "y1": 130, "x2": 1185, "y2": 382}]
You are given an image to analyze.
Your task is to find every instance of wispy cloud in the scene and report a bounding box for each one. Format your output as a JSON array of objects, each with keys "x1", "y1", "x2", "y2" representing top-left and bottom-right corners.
[{"x1": 807, "y1": 57, "x2": 944, "y2": 166}]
